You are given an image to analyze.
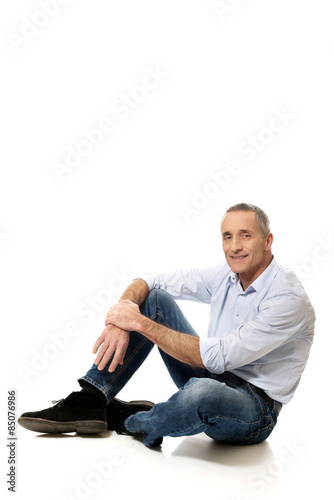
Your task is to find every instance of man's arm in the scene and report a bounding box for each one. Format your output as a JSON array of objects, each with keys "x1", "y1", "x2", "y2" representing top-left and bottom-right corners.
[
  {"x1": 105, "y1": 299, "x2": 206, "y2": 369},
  {"x1": 118, "y1": 278, "x2": 149, "y2": 305},
  {"x1": 137, "y1": 315, "x2": 205, "y2": 368},
  {"x1": 92, "y1": 279, "x2": 149, "y2": 372}
]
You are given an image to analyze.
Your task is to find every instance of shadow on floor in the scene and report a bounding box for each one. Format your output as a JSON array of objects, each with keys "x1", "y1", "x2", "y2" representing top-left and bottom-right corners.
[
  {"x1": 35, "y1": 430, "x2": 275, "y2": 468},
  {"x1": 35, "y1": 430, "x2": 113, "y2": 439},
  {"x1": 169, "y1": 435, "x2": 274, "y2": 467}
]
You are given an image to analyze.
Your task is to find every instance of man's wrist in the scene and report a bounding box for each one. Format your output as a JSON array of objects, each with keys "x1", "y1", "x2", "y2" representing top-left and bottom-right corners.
[{"x1": 134, "y1": 314, "x2": 151, "y2": 337}]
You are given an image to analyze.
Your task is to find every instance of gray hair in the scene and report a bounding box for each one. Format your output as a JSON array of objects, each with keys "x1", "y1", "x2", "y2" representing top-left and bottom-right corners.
[{"x1": 224, "y1": 203, "x2": 271, "y2": 238}]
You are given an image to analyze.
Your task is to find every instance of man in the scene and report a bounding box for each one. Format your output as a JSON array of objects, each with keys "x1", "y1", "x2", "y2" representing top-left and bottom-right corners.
[{"x1": 19, "y1": 203, "x2": 315, "y2": 448}]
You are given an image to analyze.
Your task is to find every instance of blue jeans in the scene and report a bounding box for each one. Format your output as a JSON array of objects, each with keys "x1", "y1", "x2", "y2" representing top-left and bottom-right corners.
[{"x1": 79, "y1": 290, "x2": 278, "y2": 447}]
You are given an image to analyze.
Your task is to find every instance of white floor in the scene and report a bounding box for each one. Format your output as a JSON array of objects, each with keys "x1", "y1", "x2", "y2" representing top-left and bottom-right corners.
[
  {"x1": 12, "y1": 412, "x2": 326, "y2": 500},
  {"x1": 6, "y1": 361, "x2": 330, "y2": 500}
]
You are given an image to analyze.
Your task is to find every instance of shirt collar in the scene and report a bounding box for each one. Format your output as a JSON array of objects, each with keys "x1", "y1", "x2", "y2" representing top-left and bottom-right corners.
[{"x1": 227, "y1": 257, "x2": 280, "y2": 293}]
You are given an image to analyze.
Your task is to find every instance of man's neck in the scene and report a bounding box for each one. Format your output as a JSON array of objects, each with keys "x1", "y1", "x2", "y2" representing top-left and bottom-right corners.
[{"x1": 239, "y1": 254, "x2": 274, "y2": 290}]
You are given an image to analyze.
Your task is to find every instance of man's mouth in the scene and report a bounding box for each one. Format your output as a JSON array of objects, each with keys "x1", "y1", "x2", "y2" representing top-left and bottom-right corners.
[{"x1": 230, "y1": 255, "x2": 248, "y2": 260}]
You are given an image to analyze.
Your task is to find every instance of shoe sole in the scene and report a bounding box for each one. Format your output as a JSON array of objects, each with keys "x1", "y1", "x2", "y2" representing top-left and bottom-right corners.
[
  {"x1": 18, "y1": 417, "x2": 108, "y2": 434},
  {"x1": 115, "y1": 398, "x2": 155, "y2": 407}
]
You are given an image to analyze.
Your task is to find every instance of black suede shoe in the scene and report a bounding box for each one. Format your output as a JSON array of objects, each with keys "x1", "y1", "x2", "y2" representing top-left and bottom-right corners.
[
  {"x1": 18, "y1": 392, "x2": 108, "y2": 434},
  {"x1": 106, "y1": 399, "x2": 163, "y2": 447},
  {"x1": 106, "y1": 398, "x2": 154, "y2": 434}
]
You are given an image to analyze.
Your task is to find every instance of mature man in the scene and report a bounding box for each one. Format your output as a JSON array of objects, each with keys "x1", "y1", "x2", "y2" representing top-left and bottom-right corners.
[{"x1": 19, "y1": 203, "x2": 315, "y2": 447}]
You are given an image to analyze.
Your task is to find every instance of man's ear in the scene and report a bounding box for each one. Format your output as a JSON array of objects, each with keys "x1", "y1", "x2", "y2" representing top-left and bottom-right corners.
[{"x1": 265, "y1": 233, "x2": 274, "y2": 251}]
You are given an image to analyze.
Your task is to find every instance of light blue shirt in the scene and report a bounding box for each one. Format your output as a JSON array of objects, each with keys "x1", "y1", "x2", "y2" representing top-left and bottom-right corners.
[{"x1": 138, "y1": 258, "x2": 315, "y2": 404}]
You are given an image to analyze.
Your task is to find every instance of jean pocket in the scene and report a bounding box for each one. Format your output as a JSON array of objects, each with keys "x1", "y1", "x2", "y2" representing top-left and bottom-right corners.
[
  {"x1": 240, "y1": 422, "x2": 275, "y2": 444},
  {"x1": 240, "y1": 386, "x2": 277, "y2": 445},
  {"x1": 240, "y1": 415, "x2": 275, "y2": 445}
]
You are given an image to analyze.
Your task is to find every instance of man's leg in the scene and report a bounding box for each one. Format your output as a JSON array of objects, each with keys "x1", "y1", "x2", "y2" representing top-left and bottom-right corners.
[
  {"x1": 80, "y1": 290, "x2": 277, "y2": 446},
  {"x1": 18, "y1": 289, "x2": 205, "y2": 434},
  {"x1": 18, "y1": 298, "x2": 157, "y2": 433},
  {"x1": 124, "y1": 375, "x2": 278, "y2": 447},
  {"x1": 79, "y1": 288, "x2": 207, "y2": 402},
  {"x1": 79, "y1": 330, "x2": 154, "y2": 404},
  {"x1": 143, "y1": 288, "x2": 209, "y2": 387}
]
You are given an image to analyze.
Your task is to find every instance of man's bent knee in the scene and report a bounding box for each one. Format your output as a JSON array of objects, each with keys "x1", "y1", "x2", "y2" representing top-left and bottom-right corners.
[{"x1": 140, "y1": 289, "x2": 178, "y2": 319}]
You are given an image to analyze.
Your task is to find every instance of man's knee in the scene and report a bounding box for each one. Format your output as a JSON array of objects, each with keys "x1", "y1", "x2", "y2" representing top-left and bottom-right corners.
[
  {"x1": 140, "y1": 289, "x2": 176, "y2": 318},
  {"x1": 181, "y1": 377, "x2": 220, "y2": 404},
  {"x1": 181, "y1": 377, "x2": 247, "y2": 413}
]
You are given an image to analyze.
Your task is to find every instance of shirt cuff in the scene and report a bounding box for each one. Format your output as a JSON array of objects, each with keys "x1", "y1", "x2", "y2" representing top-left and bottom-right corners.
[{"x1": 200, "y1": 337, "x2": 225, "y2": 374}]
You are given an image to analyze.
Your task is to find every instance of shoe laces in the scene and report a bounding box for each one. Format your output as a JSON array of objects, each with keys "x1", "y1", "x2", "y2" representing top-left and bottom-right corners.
[{"x1": 52, "y1": 398, "x2": 65, "y2": 407}]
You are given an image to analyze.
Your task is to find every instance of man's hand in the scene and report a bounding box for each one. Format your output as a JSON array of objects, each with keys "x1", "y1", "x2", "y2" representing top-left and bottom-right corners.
[
  {"x1": 92, "y1": 280, "x2": 149, "y2": 373},
  {"x1": 105, "y1": 299, "x2": 141, "y2": 332},
  {"x1": 93, "y1": 300, "x2": 141, "y2": 373},
  {"x1": 94, "y1": 297, "x2": 205, "y2": 373},
  {"x1": 93, "y1": 324, "x2": 130, "y2": 373}
]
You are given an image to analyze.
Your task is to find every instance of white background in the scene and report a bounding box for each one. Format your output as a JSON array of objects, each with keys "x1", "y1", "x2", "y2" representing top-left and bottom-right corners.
[{"x1": 1, "y1": 1, "x2": 333, "y2": 499}]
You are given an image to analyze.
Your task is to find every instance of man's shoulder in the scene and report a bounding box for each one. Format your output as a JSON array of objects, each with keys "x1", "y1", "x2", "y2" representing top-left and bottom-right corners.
[
  {"x1": 273, "y1": 264, "x2": 308, "y2": 297},
  {"x1": 264, "y1": 264, "x2": 315, "y2": 320},
  {"x1": 195, "y1": 262, "x2": 231, "y2": 291},
  {"x1": 199, "y1": 261, "x2": 231, "y2": 280}
]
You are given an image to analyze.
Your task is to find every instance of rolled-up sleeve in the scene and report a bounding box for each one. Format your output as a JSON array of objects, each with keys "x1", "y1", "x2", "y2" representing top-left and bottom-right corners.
[
  {"x1": 200, "y1": 337, "x2": 225, "y2": 374},
  {"x1": 200, "y1": 292, "x2": 312, "y2": 374},
  {"x1": 136, "y1": 273, "x2": 157, "y2": 291}
]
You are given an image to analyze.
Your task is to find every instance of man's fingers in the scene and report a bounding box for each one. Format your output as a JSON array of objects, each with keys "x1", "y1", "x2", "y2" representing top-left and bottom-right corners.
[
  {"x1": 95, "y1": 343, "x2": 115, "y2": 370},
  {"x1": 92, "y1": 326, "x2": 129, "y2": 372},
  {"x1": 108, "y1": 344, "x2": 126, "y2": 373},
  {"x1": 93, "y1": 326, "x2": 112, "y2": 353},
  {"x1": 92, "y1": 337, "x2": 103, "y2": 355},
  {"x1": 94, "y1": 346, "x2": 106, "y2": 367}
]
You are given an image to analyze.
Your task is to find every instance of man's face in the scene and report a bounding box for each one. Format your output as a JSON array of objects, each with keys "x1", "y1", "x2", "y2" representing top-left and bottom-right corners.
[{"x1": 221, "y1": 211, "x2": 273, "y2": 285}]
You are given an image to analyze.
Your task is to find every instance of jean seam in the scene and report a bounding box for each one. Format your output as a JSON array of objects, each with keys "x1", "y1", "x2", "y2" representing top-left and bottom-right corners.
[
  {"x1": 241, "y1": 423, "x2": 274, "y2": 444},
  {"x1": 206, "y1": 415, "x2": 256, "y2": 425},
  {"x1": 246, "y1": 383, "x2": 275, "y2": 427},
  {"x1": 104, "y1": 336, "x2": 151, "y2": 396},
  {"x1": 124, "y1": 416, "x2": 142, "y2": 435},
  {"x1": 79, "y1": 376, "x2": 107, "y2": 396},
  {"x1": 241, "y1": 383, "x2": 275, "y2": 443},
  {"x1": 245, "y1": 382, "x2": 265, "y2": 420},
  {"x1": 166, "y1": 420, "x2": 206, "y2": 437}
]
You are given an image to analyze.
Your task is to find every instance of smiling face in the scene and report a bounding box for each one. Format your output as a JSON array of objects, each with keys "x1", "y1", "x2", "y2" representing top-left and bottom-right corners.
[{"x1": 221, "y1": 210, "x2": 273, "y2": 289}]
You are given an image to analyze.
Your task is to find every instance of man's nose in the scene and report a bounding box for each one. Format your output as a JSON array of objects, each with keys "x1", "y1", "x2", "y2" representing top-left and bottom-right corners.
[{"x1": 230, "y1": 237, "x2": 243, "y2": 252}]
